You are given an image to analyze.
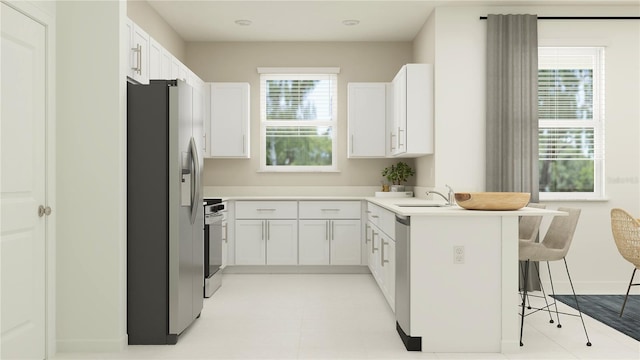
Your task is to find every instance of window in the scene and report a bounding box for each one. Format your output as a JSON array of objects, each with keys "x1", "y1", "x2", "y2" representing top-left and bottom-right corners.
[
  {"x1": 538, "y1": 47, "x2": 605, "y2": 200},
  {"x1": 259, "y1": 68, "x2": 338, "y2": 172}
]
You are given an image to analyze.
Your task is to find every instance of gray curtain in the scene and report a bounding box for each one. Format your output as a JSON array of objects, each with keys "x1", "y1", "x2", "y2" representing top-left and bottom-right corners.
[{"x1": 486, "y1": 14, "x2": 540, "y2": 291}]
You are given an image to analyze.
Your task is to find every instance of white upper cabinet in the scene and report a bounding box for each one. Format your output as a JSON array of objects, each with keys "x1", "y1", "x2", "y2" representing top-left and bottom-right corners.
[
  {"x1": 347, "y1": 83, "x2": 387, "y2": 158},
  {"x1": 148, "y1": 38, "x2": 171, "y2": 80},
  {"x1": 126, "y1": 18, "x2": 149, "y2": 84},
  {"x1": 148, "y1": 37, "x2": 162, "y2": 80},
  {"x1": 389, "y1": 64, "x2": 433, "y2": 157},
  {"x1": 209, "y1": 82, "x2": 250, "y2": 158}
]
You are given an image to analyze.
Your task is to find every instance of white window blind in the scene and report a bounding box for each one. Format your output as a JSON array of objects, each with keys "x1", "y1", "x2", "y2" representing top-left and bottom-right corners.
[
  {"x1": 538, "y1": 47, "x2": 605, "y2": 200},
  {"x1": 259, "y1": 71, "x2": 338, "y2": 172}
]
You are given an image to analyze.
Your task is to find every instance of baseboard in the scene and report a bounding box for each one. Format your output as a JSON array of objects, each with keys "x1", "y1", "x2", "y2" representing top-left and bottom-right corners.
[
  {"x1": 223, "y1": 265, "x2": 371, "y2": 274},
  {"x1": 56, "y1": 334, "x2": 127, "y2": 353},
  {"x1": 539, "y1": 280, "x2": 640, "y2": 295}
]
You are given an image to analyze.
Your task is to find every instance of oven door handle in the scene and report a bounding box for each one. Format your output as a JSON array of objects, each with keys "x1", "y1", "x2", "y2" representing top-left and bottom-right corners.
[{"x1": 205, "y1": 213, "x2": 224, "y2": 225}]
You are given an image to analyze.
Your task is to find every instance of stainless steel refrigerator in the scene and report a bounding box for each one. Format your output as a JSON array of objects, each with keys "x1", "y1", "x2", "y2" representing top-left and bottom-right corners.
[{"x1": 127, "y1": 79, "x2": 204, "y2": 345}]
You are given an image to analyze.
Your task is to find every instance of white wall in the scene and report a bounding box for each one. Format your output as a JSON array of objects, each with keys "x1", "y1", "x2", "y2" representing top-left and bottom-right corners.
[
  {"x1": 56, "y1": 0, "x2": 127, "y2": 351},
  {"x1": 187, "y1": 41, "x2": 417, "y2": 189},
  {"x1": 413, "y1": 5, "x2": 640, "y2": 293},
  {"x1": 412, "y1": 11, "x2": 436, "y2": 189}
]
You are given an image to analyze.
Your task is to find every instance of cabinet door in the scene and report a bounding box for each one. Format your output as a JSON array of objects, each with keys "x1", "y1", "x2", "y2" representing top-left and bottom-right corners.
[
  {"x1": 210, "y1": 83, "x2": 250, "y2": 158},
  {"x1": 148, "y1": 38, "x2": 163, "y2": 80},
  {"x1": 125, "y1": 18, "x2": 134, "y2": 80},
  {"x1": 391, "y1": 66, "x2": 407, "y2": 155},
  {"x1": 299, "y1": 220, "x2": 330, "y2": 265},
  {"x1": 365, "y1": 222, "x2": 373, "y2": 267},
  {"x1": 130, "y1": 23, "x2": 149, "y2": 84},
  {"x1": 347, "y1": 83, "x2": 386, "y2": 158},
  {"x1": 221, "y1": 220, "x2": 228, "y2": 268},
  {"x1": 192, "y1": 80, "x2": 205, "y2": 153},
  {"x1": 381, "y1": 235, "x2": 395, "y2": 310},
  {"x1": 370, "y1": 227, "x2": 383, "y2": 287},
  {"x1": 171, "y1": 57, "x2": 181, "y2": 80},
  {"x1": 160, "y1": 48, "x2": 172, "y2": 79},
  {"x1": 235, "y1": 220, "x2": 265, "y2": 265},
  {"x1": 330, "y1": 220, "x2": 361, "y2": 265},
  {"x1": 266, "y1": 220, "x2": 298, "y2": 265}
]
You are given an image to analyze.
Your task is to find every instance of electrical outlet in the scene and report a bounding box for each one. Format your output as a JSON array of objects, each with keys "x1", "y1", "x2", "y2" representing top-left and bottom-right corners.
[{"x1": 453, "y1": 245, "x2": 465, "y2": 264}]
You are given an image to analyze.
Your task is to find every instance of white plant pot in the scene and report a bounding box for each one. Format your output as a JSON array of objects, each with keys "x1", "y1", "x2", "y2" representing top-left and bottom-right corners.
[{"x1": 390, "y1": 185, "x2": 405, "y2": 192}]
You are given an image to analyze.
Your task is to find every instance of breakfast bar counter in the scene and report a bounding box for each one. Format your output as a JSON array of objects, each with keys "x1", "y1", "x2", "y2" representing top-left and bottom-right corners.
[{"x1": 364, "y1": 197, "x2": 564, "y2": 353}]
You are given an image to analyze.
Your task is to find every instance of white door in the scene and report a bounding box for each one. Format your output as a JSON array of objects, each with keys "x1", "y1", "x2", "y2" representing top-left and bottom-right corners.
[{"x1": 1, "y1": 3, "x2": 47, "y2": 358}]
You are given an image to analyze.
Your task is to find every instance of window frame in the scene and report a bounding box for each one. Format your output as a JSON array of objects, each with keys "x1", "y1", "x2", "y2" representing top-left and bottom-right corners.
[
  {"x1": 538, "y1": 47, "x2": 605, "y2": 201},
  {"x1": 258, "y1": 69, "x2": 339, "y2": 172}
]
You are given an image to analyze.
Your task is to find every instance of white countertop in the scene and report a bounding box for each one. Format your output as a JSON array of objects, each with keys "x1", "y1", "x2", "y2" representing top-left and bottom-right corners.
[
  {"x1": 205, "y1": 195, "x2": 564, "y2": 217},
  {"x1": 365, "y1": 197, "x2": 565, "y2": 217}
]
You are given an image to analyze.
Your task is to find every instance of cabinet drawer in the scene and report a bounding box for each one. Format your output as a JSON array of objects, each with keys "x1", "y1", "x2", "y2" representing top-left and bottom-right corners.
[
  {"x1": 367, "y1": 202, "x2": 395, "y2": 239},
  {"x1": 235, "y1": 201, "x2": 297, "y2": 219},
  {"x1": 299, "y1": 201, "x2": 361, "y2": 219}
]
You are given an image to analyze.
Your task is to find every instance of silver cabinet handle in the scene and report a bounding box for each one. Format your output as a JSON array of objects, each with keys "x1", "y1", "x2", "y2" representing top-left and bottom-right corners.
[
  {"x1": 267, "y1": 221, "x2": 270, "y2": 241},
  {"x1": 381, "y1": 240, "x2": 389, "y2": 266},
  {"x1": 390, "y1": 132, "x2": 396, "y2": 151},
  {"x1": 330, "y1": 220, "x2": 334, "y2": 241},
  {"x1": 242, "y1": 135, "x2": 246, "y2": 155},
  {"x1": 372, "y1": 232, "x2": 378, "y2": 253},
  {"x1": 398, "y1": 127, "x2": 404, "y2": 147},
  {"x1": 371, "y1": 215, "x2": 379, "y2": 218},
  {"x1": 261, "y1": 221, "x2": 265, "y2": 240},
  {"x1": 321, "y1": 209, "x2": 340, "y2": 212},
  {"x1": 325, "y1": 221, "x2": 329, "y2": 241},
  {"x1": 257, "y1": 208, "x2": 276, "y2": 211},
  {"x1": 365, "y1": 224, "x2": 370, "y2": 243},
  {"x1": 350, "y1": 134, "x2": 354, "y2": 154},
  {"x1": 131, "y1": 44, "x2": 142, "y2": 74}
]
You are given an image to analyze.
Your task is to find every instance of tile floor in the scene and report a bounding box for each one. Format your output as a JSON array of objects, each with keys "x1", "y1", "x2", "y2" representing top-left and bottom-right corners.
[{"x1": 54, "y1": 274, "x2": 640, "y2": 359}]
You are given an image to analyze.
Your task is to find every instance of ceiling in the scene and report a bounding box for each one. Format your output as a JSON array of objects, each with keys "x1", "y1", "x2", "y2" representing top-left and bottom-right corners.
[{"x1": 145, "y1": 0, "x2": 639, "y2": 42}]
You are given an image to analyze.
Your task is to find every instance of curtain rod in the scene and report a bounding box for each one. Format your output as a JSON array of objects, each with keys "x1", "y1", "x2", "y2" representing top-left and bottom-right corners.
[{"x1": 479, "y1": 16, "x2": 640, "y2": 20}]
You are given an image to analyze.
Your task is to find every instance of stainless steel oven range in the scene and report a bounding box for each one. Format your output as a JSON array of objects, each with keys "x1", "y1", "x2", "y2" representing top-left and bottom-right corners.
[{"x1": 204, "y1": 198, "x2": 225, "y2": 298}]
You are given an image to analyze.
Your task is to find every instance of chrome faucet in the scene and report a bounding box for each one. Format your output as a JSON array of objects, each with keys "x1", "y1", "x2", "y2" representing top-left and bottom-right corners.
[{"x1": 426, "y1": 184, "x2": 455, "y2": 206}]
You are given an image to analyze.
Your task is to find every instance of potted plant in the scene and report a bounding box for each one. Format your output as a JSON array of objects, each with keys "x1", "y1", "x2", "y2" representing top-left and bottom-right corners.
[{"x1": 381, "y1": 161, "x2": 415, "y2": 192}]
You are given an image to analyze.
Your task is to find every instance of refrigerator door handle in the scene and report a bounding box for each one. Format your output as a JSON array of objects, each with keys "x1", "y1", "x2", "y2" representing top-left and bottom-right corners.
[{"x1": 189, "y1": 137, "x2": 201, "y2": 224}]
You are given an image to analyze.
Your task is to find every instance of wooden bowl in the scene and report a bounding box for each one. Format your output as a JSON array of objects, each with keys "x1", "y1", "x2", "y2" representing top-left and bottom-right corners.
[{"x1": 454, "y1": 192, "x2": 530, "y2": 211}]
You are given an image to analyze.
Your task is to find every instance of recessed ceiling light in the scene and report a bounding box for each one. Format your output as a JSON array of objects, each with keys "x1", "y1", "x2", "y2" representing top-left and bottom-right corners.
[
  {"x1": 342, "y1": 19, "x2": 360, "y2": 26},
  {"x1": 234, "y1": 19, "x2": 252, "y2": 26}
]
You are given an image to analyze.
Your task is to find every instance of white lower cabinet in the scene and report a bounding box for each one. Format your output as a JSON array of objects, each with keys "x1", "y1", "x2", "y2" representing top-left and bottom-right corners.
[
  {"x1": 235, "y1": 219, "x2": 297, "y2": 265},
  {"x1": 331, "y1": 220, "x2": 361, "y2": 265},
  {"x1": 266, "y1": 220, "x2": 298, "y2": 265},
  {"x1": 381, "y1": 233, "x2": 396, "y2": 309},
  {"x1": 299, "y1": 219, "x2": 361, "y2": 265},
  {"x1": 235, "y1": 220, "x2": 265, "y2": 265},
  {"x1": 367, "y1": 201, "x2": 396, "y2": 311},
  {"x1": 299, "y1": 201, "x2": 362, "y2": 266},
  {"x1": 299, "y1": 220, "x2": 330, "y2": 265}
]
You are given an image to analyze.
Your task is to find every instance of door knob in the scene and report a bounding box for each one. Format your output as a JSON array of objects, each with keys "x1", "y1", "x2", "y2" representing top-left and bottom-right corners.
[{"x1": 38, "y1": 205, "x2": 52, "y2": 217}]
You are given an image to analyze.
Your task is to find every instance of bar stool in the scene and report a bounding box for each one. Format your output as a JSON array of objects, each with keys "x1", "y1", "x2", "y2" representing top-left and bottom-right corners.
[{"x1": 518, "y1": 207, "x2": 591, "y2": 347}]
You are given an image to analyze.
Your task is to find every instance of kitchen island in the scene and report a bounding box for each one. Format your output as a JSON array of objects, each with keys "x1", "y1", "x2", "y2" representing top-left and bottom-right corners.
[{"x1": 367, "y1": 197, "x2": 564, "y2": 353}]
